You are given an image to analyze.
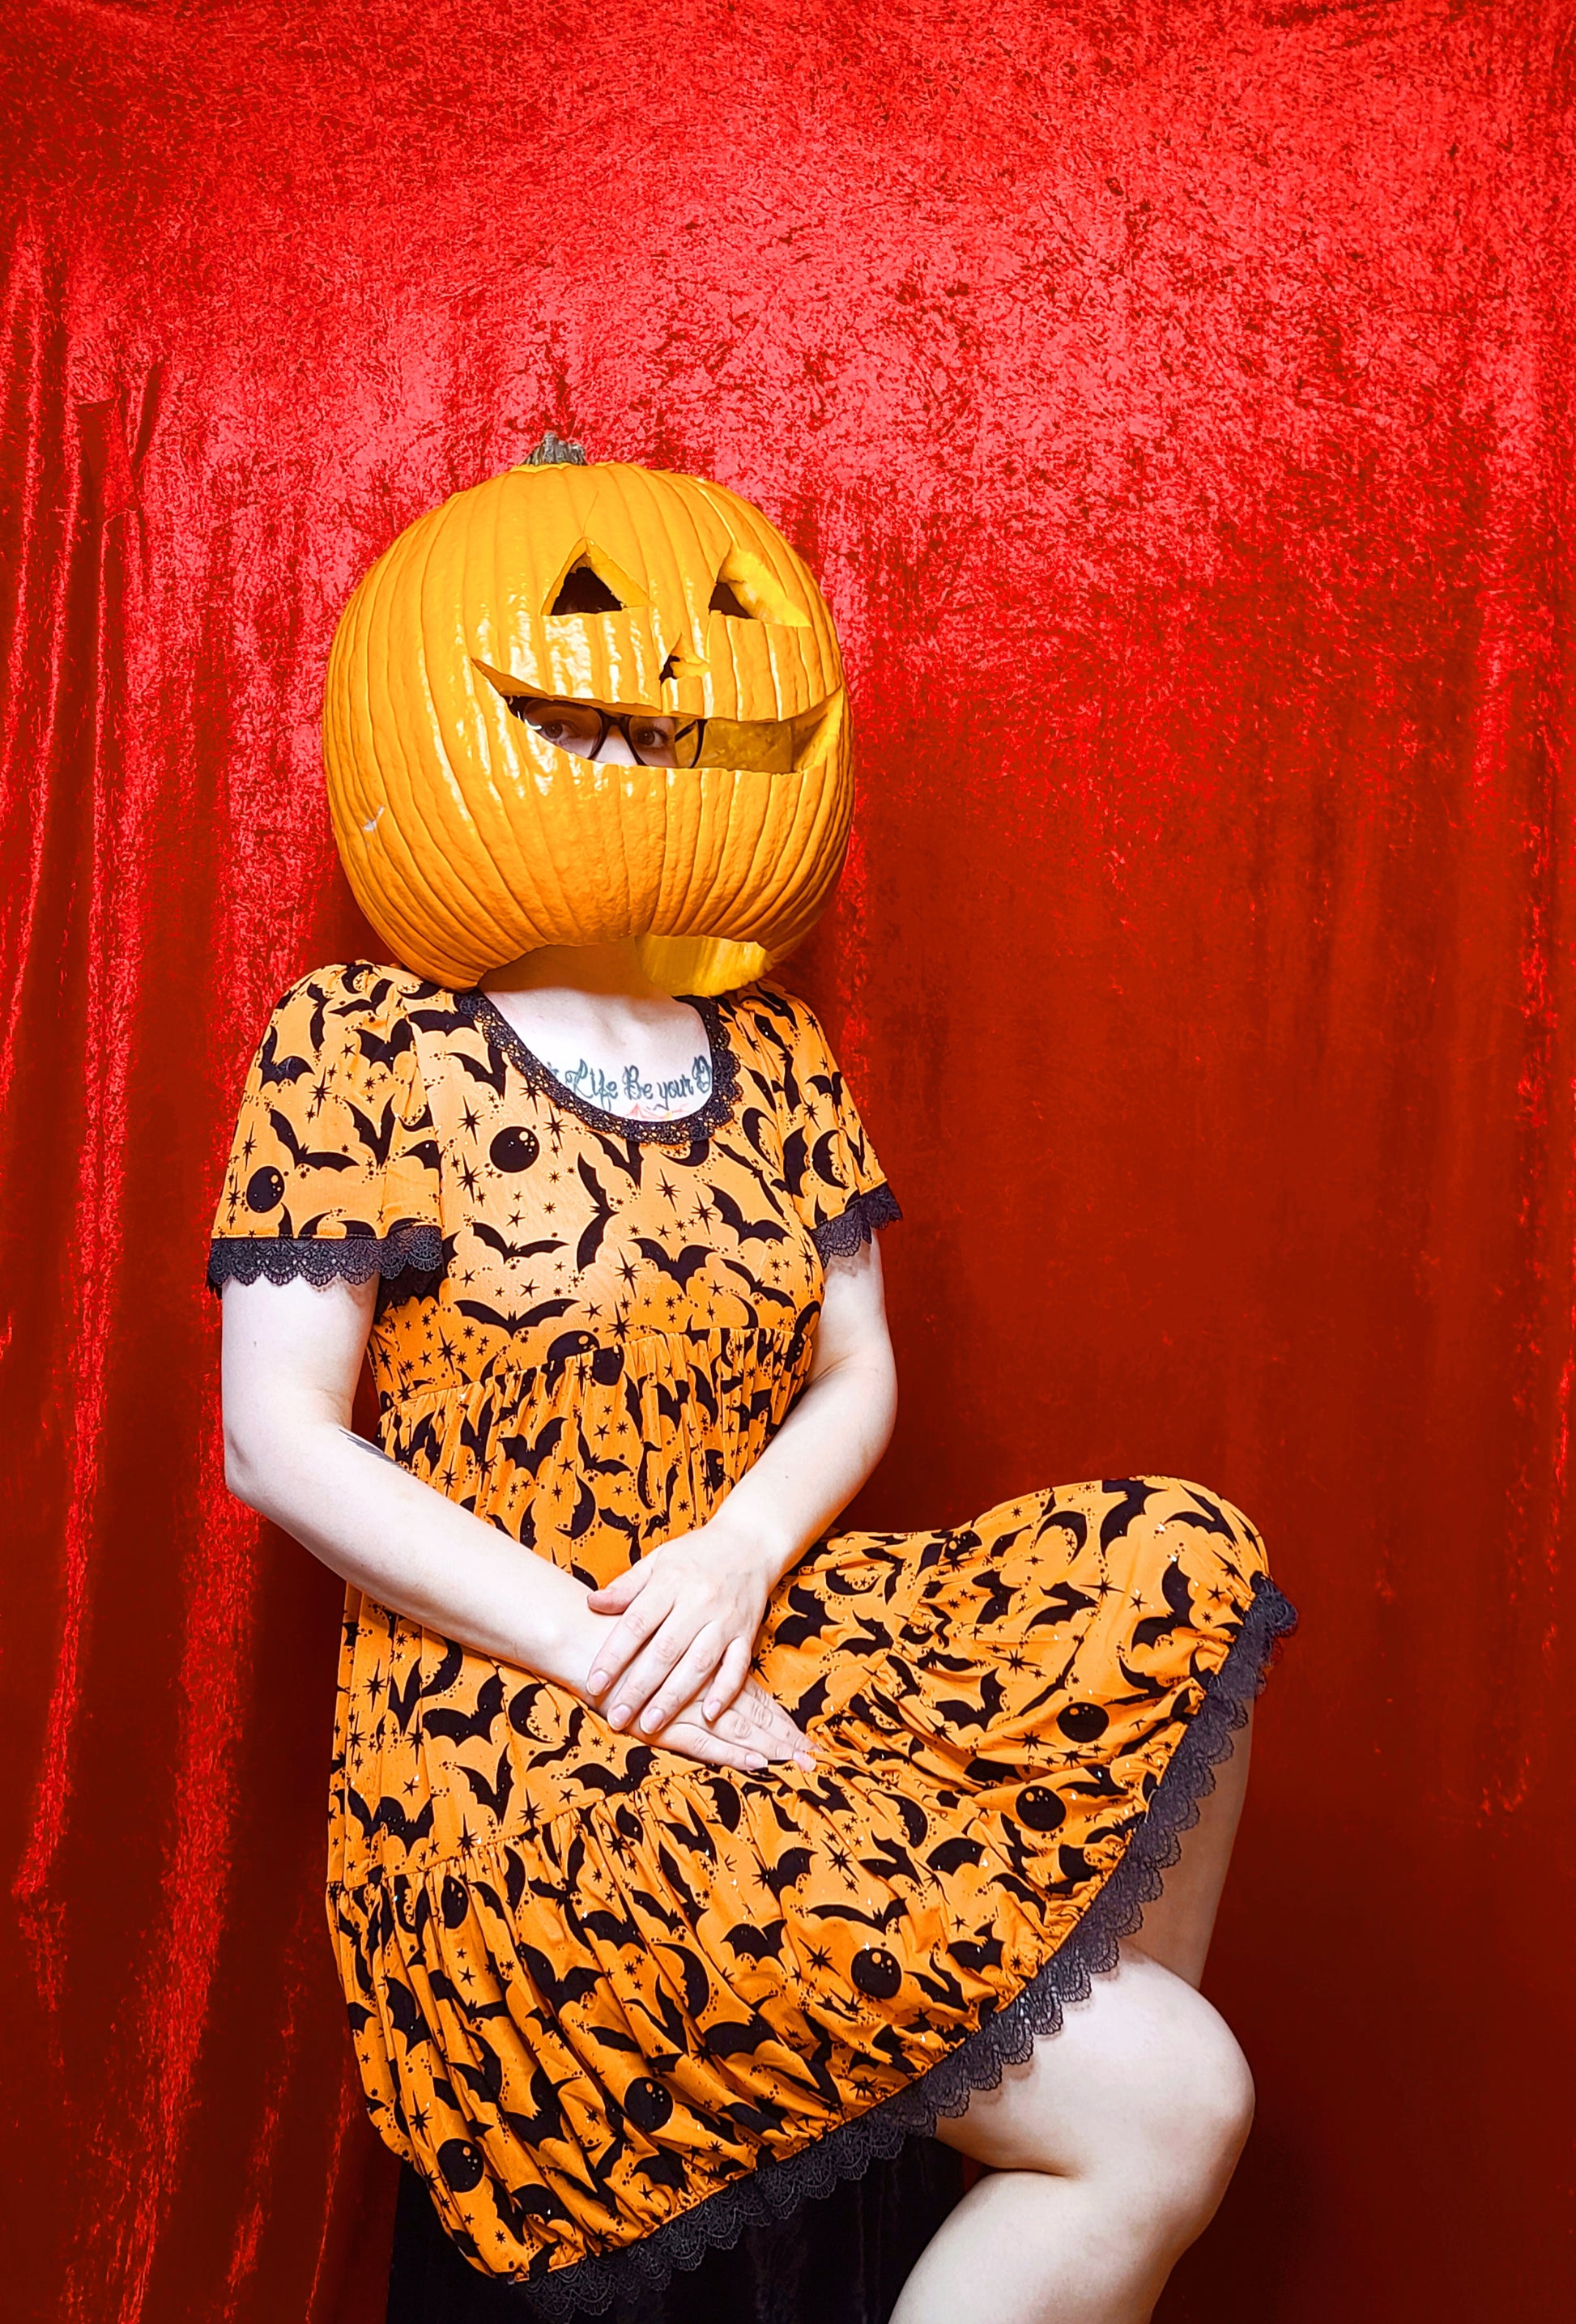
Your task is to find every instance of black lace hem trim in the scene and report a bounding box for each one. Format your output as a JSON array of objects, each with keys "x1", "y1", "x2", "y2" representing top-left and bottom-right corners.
[
  {"x1": 811, "y1": 1183, "x2": 903, "y2": 1262},
  {"x1": 206, "y1": 1226, "x2": 445, "y2": 1293},
  {"x1": 453, "y1": 989, "x2": 742, "y2": 1147},
  {"x1": 502, "y1": 1570, "x2": 1299, "y2": 2318}
]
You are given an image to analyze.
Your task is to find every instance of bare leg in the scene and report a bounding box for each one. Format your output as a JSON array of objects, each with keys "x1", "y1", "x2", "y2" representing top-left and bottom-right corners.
[
  {"x1": 1131, "y1": 1707, "x2": 1252, "y2": 1989},
  {"x1": 892, "y1": 1724, "x2": 1255, "y2": 2324}
]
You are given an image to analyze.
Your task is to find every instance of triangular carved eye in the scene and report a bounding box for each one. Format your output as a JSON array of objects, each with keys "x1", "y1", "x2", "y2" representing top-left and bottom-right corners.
[
  {"x1": 551, "y1": 561, "x2": 625, "y2": 615},
  {"x1": 708, "y1": 577, "x2": 755, "y2": 619}
]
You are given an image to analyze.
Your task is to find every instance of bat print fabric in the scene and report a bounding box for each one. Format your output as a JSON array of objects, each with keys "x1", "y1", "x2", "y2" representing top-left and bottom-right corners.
[{"x1": 209, "y1": 961, "x2": 1294, "y2": 2307}]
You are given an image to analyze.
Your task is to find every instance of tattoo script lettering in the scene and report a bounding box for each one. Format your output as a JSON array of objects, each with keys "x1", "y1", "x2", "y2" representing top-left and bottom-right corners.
[{"x1": 547, "y1": 1053, "x2": 713, "y2": 1120}]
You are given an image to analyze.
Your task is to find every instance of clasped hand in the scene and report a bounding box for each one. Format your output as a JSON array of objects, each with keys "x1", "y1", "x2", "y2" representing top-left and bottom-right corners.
[{"x1": 583, "y1": 1521, "x2": 812, "y2": 1770}]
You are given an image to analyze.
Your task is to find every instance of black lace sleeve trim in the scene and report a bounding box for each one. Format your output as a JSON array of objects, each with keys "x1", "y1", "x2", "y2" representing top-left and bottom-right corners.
[
  {"x1": 811, "y1": 1183, "x2": 902, "y2": 1262},
  {"x1": 206, "y1": 1226, "x2": 445, "y2": 1295},
  {"x1": 501, "y1": 1570, "x2": 1299, "y2": 2319}
]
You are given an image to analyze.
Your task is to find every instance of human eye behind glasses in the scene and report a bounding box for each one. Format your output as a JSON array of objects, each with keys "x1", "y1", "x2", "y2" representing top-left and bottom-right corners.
[{"x1": 505, "y1": 694, "x2": 696, "y2": 768}]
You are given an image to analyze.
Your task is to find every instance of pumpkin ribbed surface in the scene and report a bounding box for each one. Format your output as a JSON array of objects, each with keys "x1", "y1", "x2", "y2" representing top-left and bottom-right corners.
[{"x1": 322, "y1": 465, "x2": 853, "y2": 993}]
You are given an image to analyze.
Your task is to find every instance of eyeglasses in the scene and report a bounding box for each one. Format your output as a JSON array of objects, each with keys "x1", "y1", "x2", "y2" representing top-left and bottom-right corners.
[{"x1": 506, "y1": 696, "x2": 706, "y2": 769}]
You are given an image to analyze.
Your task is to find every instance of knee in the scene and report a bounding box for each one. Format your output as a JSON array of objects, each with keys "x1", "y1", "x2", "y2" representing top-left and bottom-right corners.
[{"x1": 1135, "y1": 2007, "x2": 1255, "y2": 2243}]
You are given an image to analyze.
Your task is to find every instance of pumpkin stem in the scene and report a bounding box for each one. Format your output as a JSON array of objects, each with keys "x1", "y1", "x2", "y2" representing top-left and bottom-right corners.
[{"x1": 525, "y1": 428, "x2": 589, "y2": 467}]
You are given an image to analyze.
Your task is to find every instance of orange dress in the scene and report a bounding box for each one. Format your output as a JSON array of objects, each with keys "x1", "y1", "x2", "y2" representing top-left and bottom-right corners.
[{"x1": 209, "y1": 962, "x2": 1294, "y2": 2315}]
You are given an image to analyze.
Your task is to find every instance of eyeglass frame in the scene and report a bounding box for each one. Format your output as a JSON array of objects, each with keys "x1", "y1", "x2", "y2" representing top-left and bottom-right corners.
[{"x1": 506, "y1": 695, "x2": 709, "y2": 770}]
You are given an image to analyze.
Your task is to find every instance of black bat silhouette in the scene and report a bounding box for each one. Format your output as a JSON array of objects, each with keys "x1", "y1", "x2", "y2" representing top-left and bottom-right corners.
[
  {"x1": 927, "y1": 1836, "x2": 986, "y2": 1874},
  {"x1": 1170, "y1": 1488, "x2": 1239, "y2": 1543},
  {"x1": 652, "y1": 1377, "x2": 691, "y2": 1428},
  {"x1": 458, "y1": 1399, "x2": 495, "y2": 1466},
  {"x1": 520, "y1": 1944, "x2": 603, "y2": 2013},
  {"x1": 808, "y1": 1897, "x2": 909, "y2": 1933},
  {"x1": 1131, "y1": 1559, "x2": 1195, "y2": 1651},
  {"x1": 471, "y1": 1221, "x2": 564, "y2": 1262},
  {"x1": 858, "y1": 1835, "x2": 919, "y2": 1887},
  {"x1": 257, "y1": 1022, "x2": 311, "y2": 1084},
  {"x1": 970, "y1": 1570, "x2": 1016, "y2": 1627},
  {"x1": 704, "y1": 2015, "x2": 785, "y2": 2059},
  {"x1": 424, "y1": 1671, "x2": 505, "y2": 1746},
  {"x1": 457, "y1": 1295, "x2": 576, "y2": 1334},
  {"x1": 267, "y1": 1108, "x2": 355, "y2": 1171},
  {"x1": 498, "y1": 1415, "x2": 564, "y2": 1477},
  {"x1": 343, "y1": 1099, "x2": 397, "y2": 1164},
  {"x1": 725, "y1": 1921, "x2": 786, "y2": 1962},
  {"x1": 1025, "y1": 1581, "x2": 1100, "y2": 1630},
  {"x1": 933, "y1": 1670, "x2": 1007, "y2": 1732},
  {"x1": 1100, "y1": 1478, "x2": 1161, "y2": 1549},
  {"x1": 591, "y1": 1131, "x2": 643, "y2": 1189},
  {"x1": 455, "y1": 1046, "x2": 508, "y2": 1096},
  {"x1": 458, "y1": 1742, "x2": 515, "y2": 1821},
  {"x1": 381, "y1": 1977, "x2": 434, "y2": 2051},
  {"x1": 344, "y1": 1788, "x2": 437, "y2": 1847},
  {"x1": 575, "y1": 1424, "x2": 628, "y2": 1478},
  {"x1": 809, "y1": 1067, "x2": 845, "y2": 1108},
  {"x1": 632, "y1": 2150, "x2": 688, "y2": 2193},
  {"x1": 709, "y1": 1184, "x2": 788, "y2": 1247},
  {"x1": 949, "y1": 1933, "x2": 1005, "y2": 1973},
  {"x1": 356, "y1": 1020, "x2": 414, "y2": 1069},
  {"x1": 575, "y1": 1157, "x2": 616, "y2": 1268},
  {"x1": 633, "y1": 1237, "x2": 712, "y2": 1287},
  {"x1": 564, "y1": 1474, "x2": 598, "y2": 1539},
  {"x1": 385, "y1": 1637, "x2": 464, "y2": 1732},
  {"x1": 500, "y1": 2058, "x2": 576, "y2": 2145}
]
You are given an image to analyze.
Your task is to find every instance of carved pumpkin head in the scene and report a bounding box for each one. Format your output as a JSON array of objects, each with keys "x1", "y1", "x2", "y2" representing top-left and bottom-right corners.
[{"x1": 322, "y1": 441, "x2": 851, "y2": 994}]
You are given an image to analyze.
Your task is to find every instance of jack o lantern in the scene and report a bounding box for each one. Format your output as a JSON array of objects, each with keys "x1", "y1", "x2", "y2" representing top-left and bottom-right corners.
[{"x1": 322, "y1": 436, "x2": 852, "y2": 995}]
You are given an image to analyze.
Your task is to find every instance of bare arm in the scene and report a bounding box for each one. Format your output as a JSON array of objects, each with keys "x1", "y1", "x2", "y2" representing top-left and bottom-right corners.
[
  {"x1": 219, "y1": 1273, "x2": 811, "y2": 1772},
  {"x1": 586, "y1": 1233, "x2": 898, "y2": 1733}
]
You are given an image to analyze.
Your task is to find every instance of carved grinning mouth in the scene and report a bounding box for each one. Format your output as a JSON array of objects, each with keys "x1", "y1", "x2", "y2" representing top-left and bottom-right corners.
[{"x1": 481, "y1": 677, "x2": 844, "y2": 776}]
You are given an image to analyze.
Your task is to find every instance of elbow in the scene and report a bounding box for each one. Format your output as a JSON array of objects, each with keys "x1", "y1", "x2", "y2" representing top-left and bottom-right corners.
[{"x1": 223, "y1": 1422, "x2": 274, "y2": 1514}]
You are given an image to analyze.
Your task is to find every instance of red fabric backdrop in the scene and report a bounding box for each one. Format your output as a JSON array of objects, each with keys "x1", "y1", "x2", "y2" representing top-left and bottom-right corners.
[{"x1": 4, "y1": 4, "x2": 1573, "y2": 2318}]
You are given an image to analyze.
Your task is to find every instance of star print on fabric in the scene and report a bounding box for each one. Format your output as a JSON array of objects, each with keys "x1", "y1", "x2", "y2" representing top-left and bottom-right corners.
[{"x1": 204, "y1": 964, "x2": 1289, "y2": 2298}]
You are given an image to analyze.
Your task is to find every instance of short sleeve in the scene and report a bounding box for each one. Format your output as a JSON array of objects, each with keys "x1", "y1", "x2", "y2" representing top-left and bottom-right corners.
[
  {"x1": 207, "y1": 963, "x2": 444, "y2": 1294},
  {"x1": 743, "y1": 981, "x2": 901, "y2": 1264}
]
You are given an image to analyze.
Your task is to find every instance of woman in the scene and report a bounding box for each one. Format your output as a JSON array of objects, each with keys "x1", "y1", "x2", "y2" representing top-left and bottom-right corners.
[{"x1": 212, "y1": 447, "x2": 1295, "y2": 2322}]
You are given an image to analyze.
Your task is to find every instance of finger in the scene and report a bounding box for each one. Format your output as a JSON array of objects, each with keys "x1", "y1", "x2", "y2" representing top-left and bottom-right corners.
[
  {"x1": 737, "y1": 1683, "x2": 815, "y2": 1766},
  {"x1": 718, "y1": 1697, "x2": 807, "y2": 1762},
  {"x1": 637, "y1": 1629, "x2": 726, "y2": 1736},
  {"x1": 604, "y1": 1616, "x2": 695, "y2": 1730},
  {"x1": 703, "y1": 1635, "x2": 753, "y2": 1722},
  {"x1": 667, "y1": 1722, "x2": 771, "y2": 1775},
  {"x1": 587, "y1": 1568, "x2": 645, "y2": 1614},
  {"x1": 586, "y1": 1588, "x2": 672, "y2": 1700}
]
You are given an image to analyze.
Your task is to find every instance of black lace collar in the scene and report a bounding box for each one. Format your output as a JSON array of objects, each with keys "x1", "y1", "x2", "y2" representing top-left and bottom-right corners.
[{"x1": 452, "y1": 986, "x2": 741, "y2": 1146}]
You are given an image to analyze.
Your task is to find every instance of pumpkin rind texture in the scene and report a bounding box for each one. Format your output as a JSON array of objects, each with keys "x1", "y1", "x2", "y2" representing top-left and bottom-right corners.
[{"x1": 322, "y1": 462, "x2": 852, "y2": 994}]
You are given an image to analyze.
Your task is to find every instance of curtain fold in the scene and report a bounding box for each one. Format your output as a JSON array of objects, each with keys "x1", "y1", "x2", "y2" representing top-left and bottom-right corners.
[{"x1": 3, "y1": 7, "x2": 1572, "y2": 2321}]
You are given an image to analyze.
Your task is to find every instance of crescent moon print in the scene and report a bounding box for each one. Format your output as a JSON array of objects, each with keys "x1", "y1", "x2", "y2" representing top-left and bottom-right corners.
[{"x1": 209, "y1": 962, "x2": 1294, "y2": 2307}]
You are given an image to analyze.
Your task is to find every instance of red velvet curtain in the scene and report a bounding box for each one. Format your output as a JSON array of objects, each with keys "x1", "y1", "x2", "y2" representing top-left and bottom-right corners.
[{"x1": 4, "y1": 6, "x2": 1572, "y2": 2319}]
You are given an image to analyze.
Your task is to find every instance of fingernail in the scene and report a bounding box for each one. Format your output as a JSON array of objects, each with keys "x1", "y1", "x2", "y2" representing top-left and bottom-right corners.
[
  {"x1": 639, "y1": 1712, "x2": 658, "y2": 1734},
  {"x1": 704, "y1": 1699, "x2": 722, "y2": 1720},
  {"x1": 609, "y1": 1703, "x2": 629, "y2": 1726},
  {"x1": 746, "y1": 1754, "x2": 768, "y2": 1772},
  {"x1": 587, "y1": 1670, "x2": 607, "y2": 1692}
]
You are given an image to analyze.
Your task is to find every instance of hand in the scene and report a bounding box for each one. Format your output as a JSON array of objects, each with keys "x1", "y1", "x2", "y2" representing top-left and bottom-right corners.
[
  {"x1": 585, "y1": 1519, "x2": 782, "y2": 1738},
  {"x1": 638, "y1": 1676, "x2": 816, "y2": 1776}
]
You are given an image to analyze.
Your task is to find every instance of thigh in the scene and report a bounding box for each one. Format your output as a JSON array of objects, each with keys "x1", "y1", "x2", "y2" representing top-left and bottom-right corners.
[
  {"x1": 932, "y1": 1946, "x2": 1251, "y2": 2180},
  {"x1": 1132, "y1": 1709, "x2": 1253, "y2": 1990}
]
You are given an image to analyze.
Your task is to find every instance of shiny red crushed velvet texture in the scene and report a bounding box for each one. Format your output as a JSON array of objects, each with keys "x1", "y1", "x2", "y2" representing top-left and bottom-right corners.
[{"x1": 2, "y1": 6, "x2": 1572, "y2": 2321}]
